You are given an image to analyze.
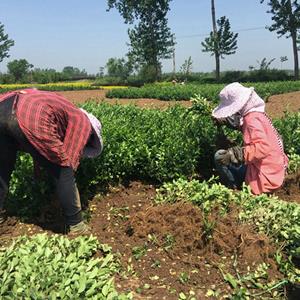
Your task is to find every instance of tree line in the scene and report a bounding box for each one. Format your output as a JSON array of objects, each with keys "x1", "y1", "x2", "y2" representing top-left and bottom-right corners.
[{"x1": 0, "y1": 0, "x2": 299, "y2": 83}]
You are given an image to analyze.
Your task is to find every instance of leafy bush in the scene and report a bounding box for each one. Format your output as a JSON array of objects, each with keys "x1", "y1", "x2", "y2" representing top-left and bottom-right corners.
[
  {"x1": 0, "y1": 82, "x2": 101, "y2": 93},
  {"x1": 107, "y1": 81, "x2": 300, "y2": 102},
  {"x1": 6, "y1": 101, "x2": 299, "y2": 218},
  {"x1": 274, "y1": 112, "x2": 300, "y2": 155},
  {"x1": 76, "y1": 102, "x2": 216, "y2": 192},
  {"x1": 0, "y1": 234, "x2": 131, "y2": 299}
]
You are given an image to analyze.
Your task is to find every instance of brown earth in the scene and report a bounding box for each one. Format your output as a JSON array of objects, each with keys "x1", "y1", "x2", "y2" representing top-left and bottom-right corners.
[
  {"x1": 58, "y1": 89, "x2": 300, "y2": 118},
  {"x1": 0, "y1": 182, "x2": 293, "y2": 299}
]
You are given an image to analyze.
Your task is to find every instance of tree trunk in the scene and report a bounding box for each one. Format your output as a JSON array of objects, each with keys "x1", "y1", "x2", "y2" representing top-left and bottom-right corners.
[
  {"x1": 172, "y1": 49, "x2": 176, "y2": 76},
  {"x1": 211, "y1": 0, "x2": 220, "y2": 81},
  {"x1": 291, "y1": 31, "x2": 299, "y2": 80}
]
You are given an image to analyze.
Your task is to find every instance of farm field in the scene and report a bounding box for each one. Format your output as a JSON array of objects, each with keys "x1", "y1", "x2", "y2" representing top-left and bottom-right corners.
[
  {"x1": 56, "y1": 88, "x2": 300, "y2": 119},
  {"x1": 0, "y1": 86, "x2": 299, "y2": 299}
]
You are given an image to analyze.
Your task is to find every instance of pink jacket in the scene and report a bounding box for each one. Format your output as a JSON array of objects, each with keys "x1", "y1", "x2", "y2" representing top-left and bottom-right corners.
[{"x1": 242, "y1": 112, "x2": 288, "y2": 195}]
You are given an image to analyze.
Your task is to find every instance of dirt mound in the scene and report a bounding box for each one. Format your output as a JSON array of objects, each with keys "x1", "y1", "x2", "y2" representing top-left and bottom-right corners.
[
  {"x1": 127, "y1": 202, "x2": 276, "y2": 267},
  {"x1": 0, "y1": 182, "x2": 291, "y2": 299},
  {"x1": 275, "y1": 171, "x2": 300, "y2": 204}
]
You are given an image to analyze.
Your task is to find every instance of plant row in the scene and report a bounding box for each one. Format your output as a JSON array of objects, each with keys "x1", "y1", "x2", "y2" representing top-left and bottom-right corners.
[
  {"x1": 0, "y1": 234, "x2": 131, "y2": 299},
  {"x1": 0, "y1": 82, "x2": 104, "y2": 93},
  {"x1": 106, "y1": 80, "x2": 300, "y2": 101},
  {"x1": 6, "y1": 101, "x2": 300, "y2": 218}
]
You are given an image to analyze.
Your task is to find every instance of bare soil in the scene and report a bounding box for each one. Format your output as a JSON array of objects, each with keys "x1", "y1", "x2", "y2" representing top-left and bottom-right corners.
[
  {"x1": 0, "y1": 182, "x2": 293, "y2": 299},
  {"x1": 58, "y1": 89, "x2": 300, "y2": 118}
]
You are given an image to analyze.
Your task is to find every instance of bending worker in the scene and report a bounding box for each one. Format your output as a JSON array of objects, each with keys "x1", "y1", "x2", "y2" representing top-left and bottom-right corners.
[
  {"x1": 0, "y1": 89, "x2": 103, "y2": 235},
  {"x1": 212, "y1": 82, "x2": 288, "y2": 195}
]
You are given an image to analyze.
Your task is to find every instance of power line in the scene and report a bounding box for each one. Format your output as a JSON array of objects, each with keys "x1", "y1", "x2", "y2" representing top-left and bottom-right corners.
[{"x1": 176, "y1": 26, "x2": 267, "y2": 39}]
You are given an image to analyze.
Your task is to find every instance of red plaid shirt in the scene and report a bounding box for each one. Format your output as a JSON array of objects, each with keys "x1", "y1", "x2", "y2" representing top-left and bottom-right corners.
[{"x1": 0, "y1": 89, "x2": 91, "y2": 169}]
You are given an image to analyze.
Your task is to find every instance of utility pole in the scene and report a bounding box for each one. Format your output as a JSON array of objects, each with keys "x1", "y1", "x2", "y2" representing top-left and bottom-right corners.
[
  {"x1": 211, "y1": 0, "x2": 220, "y2": 81},
  {"x1": 172, "y1": 49, "x2": 176, "y2": 77}
]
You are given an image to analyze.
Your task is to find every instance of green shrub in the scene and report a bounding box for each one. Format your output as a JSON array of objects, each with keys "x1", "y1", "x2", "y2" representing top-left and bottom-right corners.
[
  {"x1": 106, "y1": 81, "x2": 300, "y2": 102},
  {"x1": 0, "y1": 234, "x2": 131, "y2": 299}
]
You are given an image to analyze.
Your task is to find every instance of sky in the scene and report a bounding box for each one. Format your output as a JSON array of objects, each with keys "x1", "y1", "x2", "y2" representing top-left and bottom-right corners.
[{"x1": 0, "y1": 0, "x2": 293, "y2": 74}]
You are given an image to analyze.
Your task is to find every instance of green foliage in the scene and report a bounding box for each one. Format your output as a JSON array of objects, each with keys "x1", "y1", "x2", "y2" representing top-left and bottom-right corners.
[
  {"x1": 261, "y1": 0, "x2": 300, "y2": 38},
  {"x1": 287, "y1": 148, "x2": 300, "y2": 173},
  {"x1": 32, "y1": 68, "x2": 63, "y2": 84},
  {"x1": 107, "y1": 83, "x2": 223, "y2": 100},
  {"x1": 0, "y1": 82, "x2": 101, "y2": 93},
  {"x1": 202, "y1": 14, "x2": 238, "y2": 81},
  {"x1": 6, "y1": 154, "x2": 52, "y2": 219},
  {"x1": 202, "y1": 16, "x2": 238, "y2": 59},
  {"x1": 62, "y1": 66, "x2": 88, "y2": 80},
  {"x1": 107, "y1": 0, "x2": 175, "y2": 80},
  {"x1": 0, "y1": 234, "x2": 131, "y2": 299},
  {"x1": 261, "y1": 0, "x2": 300, "y2": 79},
  {"x1": 6, "y1": 100, "x2": 299, "y2": 218},
  {"x1": 7, "y1": 59, "x2": 33, "y2": 82},
  {"x1": 180, "y1": 56, "x2": 193, "y2": 80},
  {"x1": 0, "y1": 22, "x2": 14, "y2": 63},
  {"x1": 274, "y1": 112, "x2": 300, "y2": 154},
  {"x1": 77, "y1": 102, "x2": 215, "y2": 191},
  {"x1": 107, "y1": 81, "x2": 300, "y2": 101},
  {"x1": 106, "y1": 57, "x2": 132, "y2": 79}
]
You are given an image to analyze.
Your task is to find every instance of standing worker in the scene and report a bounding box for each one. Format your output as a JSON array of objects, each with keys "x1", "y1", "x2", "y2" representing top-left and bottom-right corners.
[
  {"x1": 0, "y1": 89, "x2": 103, "y2": 235},
  {"x1": 212, "y1": 82, "x2": 288, "y2": 195}
]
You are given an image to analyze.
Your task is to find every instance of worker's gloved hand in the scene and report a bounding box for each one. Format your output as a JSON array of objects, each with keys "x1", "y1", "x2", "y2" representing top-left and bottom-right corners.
[
  {"x1": 0, "y1": 209, "x2": 7, "y2": 224},
  {"x1": 212, "y1": 113, "x2": 242, "y2": 130},
  {"x1": 229, "y1": 146, "x2": 244, "y2": 164},
  {"x1": 212, "y1": 117, "x2": 227, "y2": 127},
  {"x1": 215, "y1": 149, "x2": 232, "y2": 166}
]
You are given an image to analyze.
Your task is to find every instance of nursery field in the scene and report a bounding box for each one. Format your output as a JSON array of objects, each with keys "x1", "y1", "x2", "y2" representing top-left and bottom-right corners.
[
  {"x1": 56, "y1": 88, "x2": 300, "y2": 119},
  {"x1": 0, "y1": 83, "x2": 299, "y2": 299}
]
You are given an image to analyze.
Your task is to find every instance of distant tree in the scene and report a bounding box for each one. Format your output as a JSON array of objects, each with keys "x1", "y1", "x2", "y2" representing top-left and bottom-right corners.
[
  {"x1": 261, "y1": 0, "x2": 300, "y2": 79},
  {"x1": 62, "y1": 66, "x2": 87, "y2": 80},
  {"x1": 256, "y1": 57, "x2": 276, "y2": 70},
  {"x1": 280, "y1": 55, "x2": 288, "y2": 69},
  {"x1": 202, "y1": 1, "x2": 238, "y2": 81},
  {"x1": 107, "y1": 0, "x2": 175, "y2": 81},
  {"x1": 32, "y1": 68, "x2": 62, "y2": 83},
  {"x1": 180, "y1": 56, "x2": 193, "y2": 80},
  {"x1": 106, "y1": 57, "x2": 132, "y2": 79},
  {"x1": 98, "y1": 66, "x2": 105, "y2": 77},
  {"x1": 0, "y1": 22, "x2": 14, "y2": 64},
  {"x1": 7, "y1": 59, "x2": 33, "y2": 82}
]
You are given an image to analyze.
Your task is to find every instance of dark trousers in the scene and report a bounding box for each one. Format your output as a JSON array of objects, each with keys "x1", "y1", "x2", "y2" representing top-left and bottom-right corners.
[
  {"x1": 0, "y1": 95, "x2": 82, "y2": 225},
  {"x1": 214, "y1": 149, "x2": 247, "y2": 189}
]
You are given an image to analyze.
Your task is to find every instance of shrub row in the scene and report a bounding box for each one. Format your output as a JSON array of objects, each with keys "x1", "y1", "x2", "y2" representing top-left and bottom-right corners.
[
  {"x1": 107, "y1": 81, "x2": 300, "y2": 101},
  {"x1": 0, "y1": 234, "x2": 130, "y2": 299},
  {"x1": 6, "y1": 102, "x2": 300, "y2": 218},
  {"x1": 0, "y1": 82, "x2": 102, "y2": 93}
]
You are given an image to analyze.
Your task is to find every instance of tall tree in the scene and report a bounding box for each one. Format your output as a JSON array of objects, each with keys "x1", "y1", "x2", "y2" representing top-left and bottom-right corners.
[
  {"x1": 260, "y1": 0, "x2": 300, "y2": 79},
  {"x1": 106, "y1": 57, "x2": 132, "y2": 79},
  {"x1": 107, "y1": 0, "x2": 175, "y2": 81},
  {"x1": 202, "y1": 0, "x2": 238, "y2": 81},
  {"x1": 7, "y1": 59, "x2": 33, "y2": 82},
  {"x1": 0, "y1": 22, "x2": 14, "y2": 64}
]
